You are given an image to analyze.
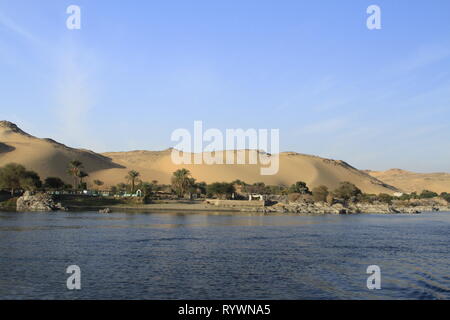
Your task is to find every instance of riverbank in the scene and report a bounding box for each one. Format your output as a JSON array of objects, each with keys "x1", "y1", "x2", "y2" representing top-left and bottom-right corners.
[
  {"x1": 63, "y1": 199, "x2": 450, "y2": 215},
  {"x1": 3, "y1": 193, "x2": 449, "y2": 214}
]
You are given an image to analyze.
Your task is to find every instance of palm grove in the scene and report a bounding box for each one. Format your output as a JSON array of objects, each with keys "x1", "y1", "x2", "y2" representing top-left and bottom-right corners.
[{"x1": 1, "y1": 161, "x2": 450, "y2": 205}]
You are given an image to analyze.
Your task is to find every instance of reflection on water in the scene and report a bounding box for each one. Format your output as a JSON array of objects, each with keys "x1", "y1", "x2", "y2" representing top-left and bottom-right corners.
[{"x1": 0, "y1": 211, "x2": 449, "y2": 299}]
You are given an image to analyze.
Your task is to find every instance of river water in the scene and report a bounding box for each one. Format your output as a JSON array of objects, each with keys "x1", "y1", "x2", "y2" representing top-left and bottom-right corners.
[{"x1": 0, "y1": 211, "x2": 449, "y2": 300}]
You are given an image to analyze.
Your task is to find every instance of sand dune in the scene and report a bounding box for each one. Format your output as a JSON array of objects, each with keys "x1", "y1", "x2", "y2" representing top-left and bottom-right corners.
[
  {"x1": 0, "y1": 121, "x2": 123, "y2": 183},
  {"x1": 96, "y1": 150, "x2": 398, "y2": 194},
  {"x1": 367, "y1": 169, "x2": 450, "y2": 194},
  {"x1": 0, "y1": 120, "x2": 401, "y2": 194}
]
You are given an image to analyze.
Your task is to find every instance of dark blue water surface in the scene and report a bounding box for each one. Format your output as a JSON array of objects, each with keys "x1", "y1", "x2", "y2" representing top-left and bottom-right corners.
[{"x1": 0, "y1": 211, "x2": 449, "y2": 300}]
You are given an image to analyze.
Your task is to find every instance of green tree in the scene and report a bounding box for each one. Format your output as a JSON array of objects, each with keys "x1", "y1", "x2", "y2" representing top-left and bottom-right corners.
[
  {"x1": 117, "y1": 183, "x2": 128, "y2": 193},
  {"x1": 0, "y1": 163, "x2": 26, "y2": 195},
  {"x1": 44, "y1": 177, "x2": 65, "y2": 190},
  {"x1": 399, "y1": 193, "x2": 411, "y2": 201},
  {"x1": 440, "y1": 192, "x2": 450, "y2": 203},
  {"x1": 171, "y1": 169, "x2": 195, "y2": 197},
  {"x1": 410, "y1": 192, "x2": 419, "y2": 199},
  {"x1": 20, "y1": 171, "x2": 42, "y2": 191},
  {"x1": 312, "y1": 185, "x2": 329, "y2": 202},
  {"x1": 207, "y1": 182, "x2": 236, "y2": 199},
  {"x1": 419, "y1": 190, "x2": 438, "y2": 199},
  {"x1": 0, "y1": 163, "x2": 42, "y2": 194},
  {"x1": 288, "y1": 181, "x2": 310, "y2": 195},
  {"x1": 78, "y1": 171, "x2": 89, "y2": 189},
  {"x1": 141, "y1": 182, "x2": 154, "y2": 196},
  {"x1": 333, "y1": 182, "x2": 362, "y2": 202},
  {"x1": 67, "y1": 160, "x2": 83, "y2": 190},
  {"x1": 195, "y1": 182, "x2": 207, "y2": 195},
  {"x1": 110, "y1": 186, "x2": 118, "y2": 195},
  {"x1": 126, "y1": 170, "x2": 140, "y2": 193}
]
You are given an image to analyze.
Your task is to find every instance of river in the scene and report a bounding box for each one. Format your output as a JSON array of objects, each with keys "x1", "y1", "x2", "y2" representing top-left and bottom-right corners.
[{"x1": 0, "y1": 211, "x2": 449, "y2": 299}]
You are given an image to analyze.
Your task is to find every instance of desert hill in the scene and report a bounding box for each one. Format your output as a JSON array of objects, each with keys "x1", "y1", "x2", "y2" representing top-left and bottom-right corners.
[
  {"x1": 367, "y1": 169, "x2": 450, "y2": 194},
  {"x1": 98, "y1": 150, "x2": 398, "y2": 194},
  {"x1": 0, "y1": 121, "x2": 123, "y2": 182},
  {"x1": 0, "y1": 120, "x2": 400, "y2": 194}
]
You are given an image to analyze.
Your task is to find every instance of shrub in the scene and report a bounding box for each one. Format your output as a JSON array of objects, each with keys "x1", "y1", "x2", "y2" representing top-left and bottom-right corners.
[
  {"x1": 358, "y1": 193, "x2": 377, "y2": 204},
  {"x1": 0, "y1": 163, "x2": 42, "y2": 194},
  {"x1": 110, "y1": 186, "x2": 118, "y2": 195},
  {"x1": 420, "y1": 190, "x2": 438, "y2": 199},
  {"x1": 243, "y1": 182, "x2": 270, "y2": 194},
  {"x1": 410, "y1": 192, "x2": 419, "y2": 199},
  {"x1": 326, "y1": 193, "x2": 335, "y2": 205},
  {"x1": 399, "y1": 193, "x2": 411, "y2": 201},
  {"x1": 267, "y1": 185, "x2": 288, "y2": 195},
  {"x1": 288, "y1": 193, "x2": 301, "y2": 202},
  {"x1": 44, "y1": 177, "x2": 65, "y2": 190},
  {"x1": 312, "y1": 185, "x2": 329, "y2": 202},
  {"x1": 440, "y1": 192, "x2": 450, "y2": 203},
  {"x1": 377, "y1": 193, "x2": 393, "y2": 204},
  {"x1": 332, "y1": 182, "x2": 362, "y2": 202},
  {"x1": 288, "y1": 181, "x2": 310, "y2": 194}
]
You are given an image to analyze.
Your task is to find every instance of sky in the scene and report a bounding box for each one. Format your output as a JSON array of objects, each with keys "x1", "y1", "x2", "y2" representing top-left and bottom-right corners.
[{"x1": 0, "y1": 0, "x2": 450, "y2": 173}]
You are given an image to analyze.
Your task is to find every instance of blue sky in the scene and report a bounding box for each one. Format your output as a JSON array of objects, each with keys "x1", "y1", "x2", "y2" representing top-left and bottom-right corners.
[{"x1": 1, "y1": 0, "x2": 450, "y2": 172}]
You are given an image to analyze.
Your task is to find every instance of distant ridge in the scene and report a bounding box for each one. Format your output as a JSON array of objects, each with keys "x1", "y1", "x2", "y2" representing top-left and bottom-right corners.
[
  {"x1": 368, "y1": 169, "x2": 450, "y2": 194},
  {"x1": 0, "y1": 120, "x2": 33, "y2": 137}
]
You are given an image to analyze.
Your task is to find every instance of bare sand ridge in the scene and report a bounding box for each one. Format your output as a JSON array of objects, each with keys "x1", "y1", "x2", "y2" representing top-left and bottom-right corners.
[
  {"x1": 0, "y1": 121, "x2": 123, "y2": 181},
  {"x1": 0, "y1": 120, "x2": 410, "y2": 194},
  {"x1": 367, "y1": 169, "x2": 450, "y2": 194},
  {"x1": 98, "y1": 150, "x2": 398, "y2": 194}
]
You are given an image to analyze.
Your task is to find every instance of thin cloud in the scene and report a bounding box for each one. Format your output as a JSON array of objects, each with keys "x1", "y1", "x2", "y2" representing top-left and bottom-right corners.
[
  {"x1": 0, "y1": 11, "x2": 39, "y2": 44},
  {"x1": 52, "y1": 41, "x2": 103, "y2": 151}
]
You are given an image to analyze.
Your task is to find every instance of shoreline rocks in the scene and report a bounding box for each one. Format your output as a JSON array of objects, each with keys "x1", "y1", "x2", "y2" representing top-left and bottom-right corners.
[
  {"x1": 99, "y1": 208, "x2": 111, "y2": 214},
  {"x1": 16, "y1": 191, "x2": 67, "y2": 212},
  {"x1": 243, "y1": 201, "x2": 448, "y2": 215}
]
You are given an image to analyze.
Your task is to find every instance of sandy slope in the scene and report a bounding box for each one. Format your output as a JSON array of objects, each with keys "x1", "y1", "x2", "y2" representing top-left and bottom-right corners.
[
  {"x1": 0, "y1": 121, "x2": 123, "y2": 183},
  {"x1": 367, "y1": 169, "x2": 450, "y2": 194},
  {"x1": 0, "y1": 120, "x2": 398, "y2": 194},
  {"x1": 97, "y1": 150, "x2": 398, "y2": 194}
]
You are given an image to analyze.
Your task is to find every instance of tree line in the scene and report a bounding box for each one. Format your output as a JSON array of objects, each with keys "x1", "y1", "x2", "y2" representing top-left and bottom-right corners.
[{"x1": 1, "y1": 162, "x2": 450, "y2": 205}]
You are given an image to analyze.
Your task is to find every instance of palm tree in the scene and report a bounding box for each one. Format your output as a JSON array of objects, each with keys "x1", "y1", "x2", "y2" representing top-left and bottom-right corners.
[
  {"x1": 126, "y1": 170, "x2": 140, "y2": 193},
  {"x1": 67, "y1": 160, "x2": 83, "y2": 190},
  {"x1": 78, "y1": 171, "x2": 89, "y2": 189},
  {"x1": 171, "y1": 168, "x2": 194, "y2": 198}
]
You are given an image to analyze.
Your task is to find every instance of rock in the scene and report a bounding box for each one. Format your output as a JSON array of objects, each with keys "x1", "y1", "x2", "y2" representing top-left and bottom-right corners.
[
  {"x1": 16, "y1": 191, "x2": 67, "y2": 212},
  {"x1": 243, "y1": 197, "x2": 450, "y2": 215},
  {"x1": 99, "y1": 208, "x2": 111, "y2": 214}
]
